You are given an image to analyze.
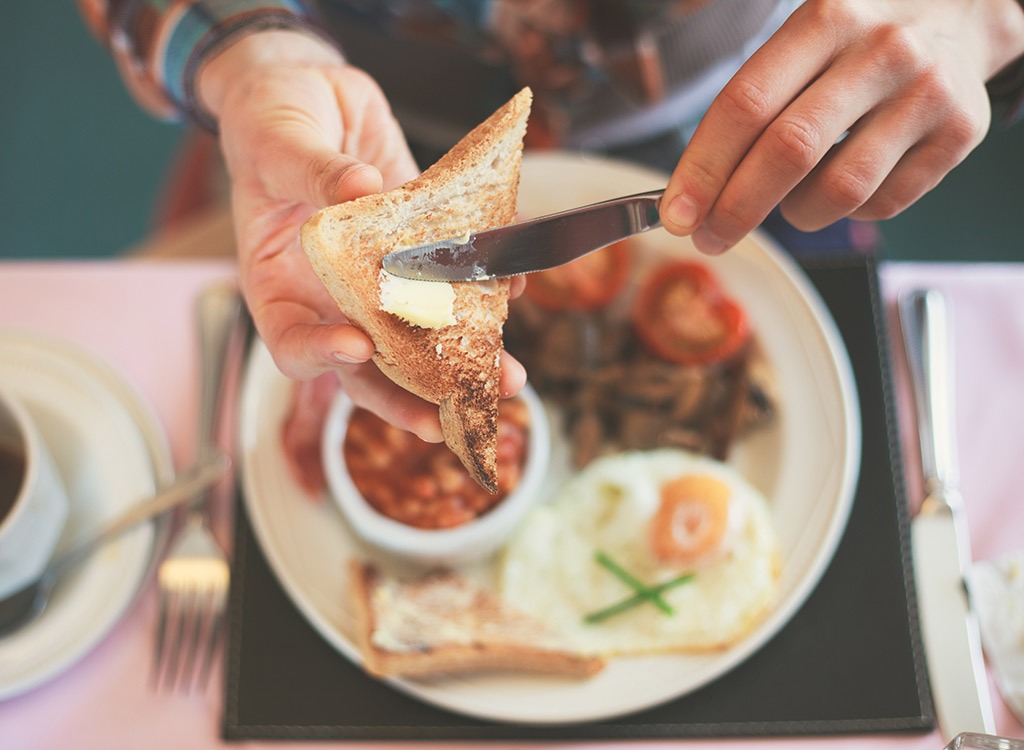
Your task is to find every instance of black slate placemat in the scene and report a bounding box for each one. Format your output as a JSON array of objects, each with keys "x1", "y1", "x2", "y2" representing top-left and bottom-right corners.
[{"x1": 223, "y1": 254, "x2": 934, "y2": 741}]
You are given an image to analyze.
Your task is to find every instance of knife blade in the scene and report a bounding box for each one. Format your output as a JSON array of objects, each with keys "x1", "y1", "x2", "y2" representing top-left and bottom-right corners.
[
  {"x1": 899, "y1": 287, "x2": 995, "y2": 740},
  {"x1": 381, "y1": 189, "x2": 664, "y2": 282}
]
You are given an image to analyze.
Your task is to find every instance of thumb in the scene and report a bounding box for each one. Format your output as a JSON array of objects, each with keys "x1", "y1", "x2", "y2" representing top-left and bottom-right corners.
[{"x1": 262, "y1": 124, "x2": 385, "y2": 209}]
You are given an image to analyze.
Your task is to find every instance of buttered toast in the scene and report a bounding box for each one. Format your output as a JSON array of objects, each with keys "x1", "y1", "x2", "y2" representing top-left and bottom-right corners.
[
  {"x1": 348, "y1": 561, "x2": 605, "y2": 679},
  {"x1": 301, "y1": 88, "x2": 532, "y2": 493}
]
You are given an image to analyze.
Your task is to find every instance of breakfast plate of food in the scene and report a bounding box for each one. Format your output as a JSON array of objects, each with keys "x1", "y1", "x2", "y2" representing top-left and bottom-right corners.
[{"x1": 238, "y1": 89, "x2": 860, "y2": 725}]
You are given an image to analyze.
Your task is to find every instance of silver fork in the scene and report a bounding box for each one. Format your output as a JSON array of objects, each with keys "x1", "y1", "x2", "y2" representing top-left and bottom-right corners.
[{"x1": 151, "y1": 282, "x2": 245, "y2": 692}]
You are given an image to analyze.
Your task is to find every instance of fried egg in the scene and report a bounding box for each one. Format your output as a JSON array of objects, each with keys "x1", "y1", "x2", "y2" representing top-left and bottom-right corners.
[{"x1": 498, "y1": 448, "x2": 780, "y2": 656}]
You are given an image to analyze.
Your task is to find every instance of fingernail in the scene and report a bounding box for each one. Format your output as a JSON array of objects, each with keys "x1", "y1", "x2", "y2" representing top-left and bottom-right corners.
[
  {"x1": 666, "y1": 194, "x2": 699, "y2": 230},
  {"x1": 415, "y1": 423, "x2": 444, "y2": 443},
  {"x1": 332, "y1": 351, "x2": 365, "y2": 364},
  {"x1": 692, "y1": 227, "x2": 728, "y2": 255}
]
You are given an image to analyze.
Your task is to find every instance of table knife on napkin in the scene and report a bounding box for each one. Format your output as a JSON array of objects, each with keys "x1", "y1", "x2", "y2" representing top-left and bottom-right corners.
[
  {"x1": 381, "y1": 189, "x2": 664, "y2": 282},
  {"x1": 899, "y1": 287, "x2": 995, "y2": 739}
]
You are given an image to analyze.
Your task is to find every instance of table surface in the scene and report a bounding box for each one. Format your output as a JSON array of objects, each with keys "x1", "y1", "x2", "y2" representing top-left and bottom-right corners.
[{"x1": 0, "y1": 258, "x2": 1021, "y2": 750}]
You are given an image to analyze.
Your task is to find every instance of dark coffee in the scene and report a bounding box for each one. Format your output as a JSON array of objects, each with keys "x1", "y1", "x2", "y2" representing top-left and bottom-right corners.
[{"x1": 0, "y1": 442, "x2": 26, "y2": 524}]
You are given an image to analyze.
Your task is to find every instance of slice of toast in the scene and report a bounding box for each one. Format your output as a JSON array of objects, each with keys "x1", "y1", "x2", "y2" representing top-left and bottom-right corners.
[
  {"x1": 348, "y1": 561, "x2": 605, "y2": 679},
  {"x1": 301, "y1": 88, "x2": 532, "y2": 493}
]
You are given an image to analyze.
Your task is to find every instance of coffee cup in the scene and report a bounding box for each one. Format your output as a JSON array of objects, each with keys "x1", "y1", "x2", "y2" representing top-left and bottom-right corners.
[{"x1": 0, "y1": 388, "x2": 70, "y2": 599}]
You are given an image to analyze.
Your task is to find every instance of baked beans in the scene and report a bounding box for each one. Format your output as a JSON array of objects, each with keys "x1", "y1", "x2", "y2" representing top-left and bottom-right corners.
[{"x1": 342, "y1": 399, "x2": 531, "y2": 529}]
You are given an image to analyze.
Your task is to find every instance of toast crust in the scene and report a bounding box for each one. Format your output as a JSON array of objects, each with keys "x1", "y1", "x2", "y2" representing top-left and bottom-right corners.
[
  {"x1": 348, "y1": 561, "x2": 605, "y2": 679},
  {"x1": 301, "y1": 89, "x2": 532, "y2": 492}
]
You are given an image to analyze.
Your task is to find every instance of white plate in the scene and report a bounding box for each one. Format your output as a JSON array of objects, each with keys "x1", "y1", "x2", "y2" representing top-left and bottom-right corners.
[
  {"x1": 0, "y1": 332, "x2": 173, "y2": 700},
  {"x1": 238, "y1": 152, "x2": 862, "y2": 724}
]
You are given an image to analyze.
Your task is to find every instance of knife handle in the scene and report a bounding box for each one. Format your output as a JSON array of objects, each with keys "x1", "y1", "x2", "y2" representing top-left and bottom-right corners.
[{"x1": 899, "y1": 288, "x2": 961, "y2": 513}]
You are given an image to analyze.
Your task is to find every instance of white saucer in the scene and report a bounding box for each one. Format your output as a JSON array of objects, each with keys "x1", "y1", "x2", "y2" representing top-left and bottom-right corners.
[{"x1": 0, "y1": 332, "x2": 173, "y2": 700}]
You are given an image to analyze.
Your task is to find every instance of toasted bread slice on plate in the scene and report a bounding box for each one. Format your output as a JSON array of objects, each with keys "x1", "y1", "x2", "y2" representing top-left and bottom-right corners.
[
  {"x1": 301, "y1": 88, "x2": 532, "y2": 493},
  {"x1": 348, "y1": 561, "x2": 605, "y2": 679}
]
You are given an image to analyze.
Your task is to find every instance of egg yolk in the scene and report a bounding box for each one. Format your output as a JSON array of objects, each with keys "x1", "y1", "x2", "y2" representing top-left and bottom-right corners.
[{"x1": 649, "y1": 474, "x2": 731, "y2": 566}]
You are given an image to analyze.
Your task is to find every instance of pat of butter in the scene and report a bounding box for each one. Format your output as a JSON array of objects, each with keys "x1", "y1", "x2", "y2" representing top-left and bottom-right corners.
[{"x1": 379, "y1": 271, "x2": 457, "y2": 329}]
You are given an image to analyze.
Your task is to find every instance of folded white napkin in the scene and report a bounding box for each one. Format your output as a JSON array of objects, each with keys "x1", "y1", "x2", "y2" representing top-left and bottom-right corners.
[{"x1": 966, "y1": 552, "x2": 1024, "y2": 724}]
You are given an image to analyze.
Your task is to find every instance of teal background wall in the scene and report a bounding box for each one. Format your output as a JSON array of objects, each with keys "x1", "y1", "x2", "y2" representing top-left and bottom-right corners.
[
  {"x1": 1, "y1": 4, "x2": 183, "y2": 259},
  {"x1": 1, "y1": 3, "x2": 1021, "y2": 261},
  {"x1": 880, "y1": 120, "x2": 1023, "y2": 262}
]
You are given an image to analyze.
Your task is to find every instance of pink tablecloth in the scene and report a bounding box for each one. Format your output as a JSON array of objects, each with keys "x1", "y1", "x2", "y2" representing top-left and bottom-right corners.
[{"x1": 0, "y1": 259, "x2": 1021, "y2": 750}]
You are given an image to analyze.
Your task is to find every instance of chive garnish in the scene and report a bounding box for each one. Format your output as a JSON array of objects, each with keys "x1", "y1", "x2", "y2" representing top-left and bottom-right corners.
[
  {"x1": 594, "y1": 551, "x2": 674, "y2": 615},
  {"x1": 583, "y1": 555, "x2": 695, "y2": 625}
]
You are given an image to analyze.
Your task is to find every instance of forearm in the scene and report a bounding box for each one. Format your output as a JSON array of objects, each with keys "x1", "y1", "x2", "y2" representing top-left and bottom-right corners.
[{"x1": 75, "y1": 0, "x2": 337, "y2": 129}]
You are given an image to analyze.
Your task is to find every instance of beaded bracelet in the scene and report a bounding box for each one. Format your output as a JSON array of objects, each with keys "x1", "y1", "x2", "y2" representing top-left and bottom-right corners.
[{"x1": 113, "y1": 0, "x2": 340, "y2": 132}]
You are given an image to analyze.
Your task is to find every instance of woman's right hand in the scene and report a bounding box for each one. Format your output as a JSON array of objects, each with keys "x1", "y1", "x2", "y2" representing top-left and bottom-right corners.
[{"x1": 198, "y1": 30, "x2": 526, "y2": 442}]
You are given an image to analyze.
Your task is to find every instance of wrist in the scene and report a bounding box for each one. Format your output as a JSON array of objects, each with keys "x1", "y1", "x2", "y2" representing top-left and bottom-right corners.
[
  {"x1": 979, "y1": 0, "x2": 1024, "y2": 124},
  {"x1": 982, "y1": 0, "x2": 1024, "y2": 76},
  {"x1": 198, "y1": 29, "x2": 344, "y2": 123}
]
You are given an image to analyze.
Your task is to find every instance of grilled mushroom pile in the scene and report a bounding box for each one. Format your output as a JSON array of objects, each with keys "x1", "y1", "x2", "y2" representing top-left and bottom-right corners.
[{"x1": 504, "y1": 257, "x2": 776, "y2": 468}]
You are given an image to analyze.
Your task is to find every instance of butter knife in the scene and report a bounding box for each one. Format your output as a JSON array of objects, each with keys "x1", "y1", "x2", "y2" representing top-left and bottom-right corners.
[
  {"x1": 899, "y1": 287, "x2": 995, "y2": 740},
  {"x1": 381, "y1": 189, "x2": 664, "y2": 282}
]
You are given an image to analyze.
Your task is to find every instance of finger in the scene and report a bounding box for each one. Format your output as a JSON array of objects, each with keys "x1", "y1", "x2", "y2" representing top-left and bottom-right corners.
[
  {"x1": 778, "y1": 105, "x2": 920, "y2": 230},
  {"x1": 260, "y1": 122, "x2": 384, "y2": 209},
  {"x1": 335, "y1": 362, "x2": 444, "y2": 443},
  {"x1": 327, "y1": 69, "x2": 421, "y2": 190},
  {"x1": 694, "y1": 51, "x2": 903, "y2": 249},
  {"x1": 785, "y1": 82, "x2": 986, "y2": 229},
  {"x1": 509, "y1": 276, "x2": 527, "y2": 299},
  {"x1": 850, "y1": 132, "x2": 976, "y2": 223},
  {"x1": 499, "y1": 350, "x2": 527, "y2": 399},
  {"x1": 280, "y1": 374, "x2": 341, "y2": 495},
  {"x1": 239, "y1": 236, "x2": 376, "y2": 380},
  {"x1": 247, "y1": 275, "x2": 374, "y2": 380},
  {"x1": 263, "y1": 314, "x2": 375, "y2": 381},
  {"x1": 850, "y1": 80, "x2": 989, "y2": 223},
  {"x1": 661, "y1": 13, "x2": 835, "y2": 236}
]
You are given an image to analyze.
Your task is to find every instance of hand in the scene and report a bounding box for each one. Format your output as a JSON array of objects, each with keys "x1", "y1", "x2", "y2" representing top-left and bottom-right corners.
[
  {"x1": 660, "y1": 0, "x2": 1024, "y2": 254},
  {"x1": 199, "y1": 31, "x2": 527, "y2": 442}
]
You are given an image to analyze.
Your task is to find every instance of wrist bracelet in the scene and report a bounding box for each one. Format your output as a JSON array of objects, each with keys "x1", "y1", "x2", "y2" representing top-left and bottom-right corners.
[
  {"x1": 177, "y1": 5, "x2": 343, "y2": 132},
  {"x1": 169, "y1": 2, "x2": 339, "y2": 131},
  {"x1": 111, "y1": 0, "x2": 341, "y2": 133}
]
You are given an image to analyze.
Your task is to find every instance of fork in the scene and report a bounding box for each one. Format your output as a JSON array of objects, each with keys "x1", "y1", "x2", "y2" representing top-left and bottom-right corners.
[{"x1": 151, "y1": 282, "x2": 244, "y2": 692}]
